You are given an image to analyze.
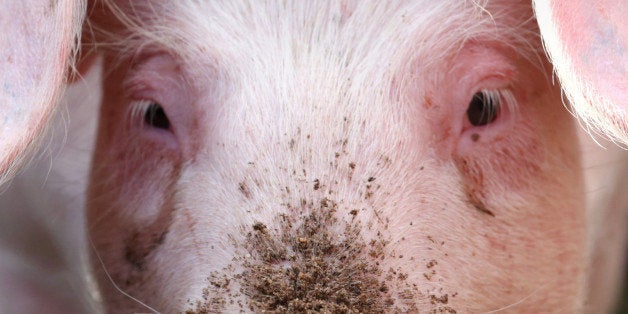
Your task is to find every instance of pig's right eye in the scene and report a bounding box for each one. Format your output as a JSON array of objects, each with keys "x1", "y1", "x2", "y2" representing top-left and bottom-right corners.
[
  {"x1": 144, "y1": 102, "x2": 171, "y2": 130},
  {"x1": 129, "y1": 99, "x2": 175, "y2": 135}
]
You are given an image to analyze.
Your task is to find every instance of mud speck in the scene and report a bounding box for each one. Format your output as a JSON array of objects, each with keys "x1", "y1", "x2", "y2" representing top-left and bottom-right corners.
[
  {"x1": 239, "y1": 182, "x2": 251, "y2": 199},
  {"x1": 430, "y1": 294, "x2": 448, "y2": 304},
  {"x1": 252, "y1": 222, "x2": 266, "y2": 232},
  {"x1": 426, "y1": 259, "x2": 438, "y2": 269}
]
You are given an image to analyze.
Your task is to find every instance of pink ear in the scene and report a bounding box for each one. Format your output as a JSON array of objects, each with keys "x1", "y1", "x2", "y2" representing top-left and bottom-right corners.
[
  {"x1": 0, "y1": 1, "x2": 84, "y2": 185},
  {"x1": 533, "y1": 0, "x2": 627, "y2": 145}
]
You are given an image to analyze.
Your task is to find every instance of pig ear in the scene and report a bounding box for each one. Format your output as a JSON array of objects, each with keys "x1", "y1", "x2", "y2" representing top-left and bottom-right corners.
[
  {"x1": 0, "y1": 1, "x2": 85, "y2": 186},
  {"x1": 533, "y1": 0, "x2": 627, "y2": 146}
]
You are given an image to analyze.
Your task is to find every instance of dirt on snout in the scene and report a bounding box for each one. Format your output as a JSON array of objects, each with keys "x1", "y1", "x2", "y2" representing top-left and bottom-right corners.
[
  {"x1": 243, "y1": 206, "x2": 392, "y2": 312},
  {"x1": 186, "y1": 198, "x2": 403, "y2": 313}
]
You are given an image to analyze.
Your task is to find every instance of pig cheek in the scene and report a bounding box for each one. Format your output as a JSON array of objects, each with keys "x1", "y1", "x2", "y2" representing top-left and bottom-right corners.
[
  {"x1": 454, "y1": 123, "x2": 544, "y2": 208},
  {"x1": 88, "y1": 124, "x2": 182, "y2": 296},
  {"x1": 454, "y1": 89, "x2": 582, "y2": 211},
  {"x1": 450, "y1": 96, "x2": 585, "y2": 307}
]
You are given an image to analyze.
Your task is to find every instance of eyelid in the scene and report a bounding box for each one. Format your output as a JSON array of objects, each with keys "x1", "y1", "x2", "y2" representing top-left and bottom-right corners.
[
  {"x1": 476, "y1": 88, "x2": 518, "y2": 114},
  {"x1": 129, "y1": 99, "x2": 154, "y2": 124},
  {"x1": 123, "y1": 53, "x2": 182, "y2": 96},
  {"x1": 123, "y1": 80, "x2": 154, "y2": 100}
]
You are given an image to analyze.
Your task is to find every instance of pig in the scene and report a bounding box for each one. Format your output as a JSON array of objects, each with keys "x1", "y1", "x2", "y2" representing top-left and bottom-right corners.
[{"x1": 0, "y1": 0, "x2": 626, "y2": 313}]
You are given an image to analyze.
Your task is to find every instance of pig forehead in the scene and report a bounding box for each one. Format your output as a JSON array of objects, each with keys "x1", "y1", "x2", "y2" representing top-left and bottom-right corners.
[{"x1": 128, "y1": 1, "x2": 538, "y2": 76}]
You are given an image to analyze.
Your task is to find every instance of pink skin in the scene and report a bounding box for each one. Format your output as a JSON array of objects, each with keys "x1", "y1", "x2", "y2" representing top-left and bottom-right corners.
[
  {"x1": 533, "y1": 0, "x2": 627, "y2": 143},
  {"x1": 1, "y1": 0, "x2": 625, "y2": 313},
  {"x1": 549, "y1": 0, "x2": 626, "y2": 115},
  {"x1": 0, "y1": 0, "x2": 81, "y2": 185},
  {"x1": 86, "y1": 2, "x2": 585, "y2": 312}
]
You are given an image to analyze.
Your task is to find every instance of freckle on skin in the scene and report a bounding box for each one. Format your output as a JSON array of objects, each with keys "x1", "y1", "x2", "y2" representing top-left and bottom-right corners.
[
  {"x1": 471, "y1": 133, "x2": 480, "y2": 142},
  {"x1": 424, "y1": 96, "x2": 434, "y2": 109}
]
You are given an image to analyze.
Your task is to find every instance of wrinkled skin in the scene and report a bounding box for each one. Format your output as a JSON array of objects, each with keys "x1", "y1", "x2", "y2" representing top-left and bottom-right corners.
[{"x1": 0, "y1": 0, "x2": 626, "y2": 313}]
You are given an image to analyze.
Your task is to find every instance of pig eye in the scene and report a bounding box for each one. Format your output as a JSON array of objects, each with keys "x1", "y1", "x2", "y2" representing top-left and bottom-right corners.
[
  {"x1": 144, "y1": 102, "x2": 171, "y2": 130},
  {"x1": 466, "y1": 90, "x2": 500, "y2": 126}
]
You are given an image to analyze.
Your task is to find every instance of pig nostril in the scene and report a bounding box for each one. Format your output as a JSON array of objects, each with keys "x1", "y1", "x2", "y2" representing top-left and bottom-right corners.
[
  {"x1": 144, "y1": 103, "x2": 171, "y2": 130},
  {"x1": 466, "y1": 90, "x2": 500, "y2": 126}
]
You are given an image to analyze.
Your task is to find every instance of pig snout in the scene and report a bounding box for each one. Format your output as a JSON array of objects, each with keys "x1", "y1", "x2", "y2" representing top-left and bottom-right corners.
[{"x1": 84, "y1": 1, "x2": 588, "y2": 313}]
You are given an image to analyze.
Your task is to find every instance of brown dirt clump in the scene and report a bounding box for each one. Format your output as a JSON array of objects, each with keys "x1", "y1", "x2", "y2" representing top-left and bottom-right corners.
[
  {"x1": 243, "y1": 199, "x2": 392, "y2": 313},
  {"x1": 186, "y1": 197, "x2": 398, "y2": 313}
]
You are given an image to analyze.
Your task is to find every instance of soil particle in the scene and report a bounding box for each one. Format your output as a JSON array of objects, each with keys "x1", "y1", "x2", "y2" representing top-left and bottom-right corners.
[
  {"x1": 376, "y1": 155, "x2": 392, "y2": 166},
  {"x1": 427, "y1": 236, "x2": 435, "y2": 244},
  {"x1": 423, "y1": 270, "x2": 436, "y2": 281},
  {"x1": 252, "y1": 222, "x2": 266, "y2": 232},
  {"x1": 430, "y1": 294, "x2": 449, "y2": 304},
  {"x1": 239, "y1": 182, "x2": 251, "y2": 199},
  {"x1": 348, "y1": 162, "x2": 356, "y2": 181},
  {"x1": 320, "y1": 198, "x2": 329, "y2": 208},
  {"x1": 426, "y1": 260, "x2": 438, "y2": 269},
  {"x1": 430, "y1": 306, "x2": 457, "y2": 313}
]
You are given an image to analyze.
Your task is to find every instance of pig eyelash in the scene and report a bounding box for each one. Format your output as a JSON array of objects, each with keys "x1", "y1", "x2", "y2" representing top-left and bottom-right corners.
[
  {"x1": 129, "y1": 99, "x2": 172, "y2": 130},
  {"x1": 466, "y1": 89, "x2": 517, "y2": 127}
]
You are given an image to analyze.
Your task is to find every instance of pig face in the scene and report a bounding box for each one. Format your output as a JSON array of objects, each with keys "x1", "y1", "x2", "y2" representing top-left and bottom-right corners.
[{"x1": 86, "y1": 1, "x2": 586, "y2": 312}]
